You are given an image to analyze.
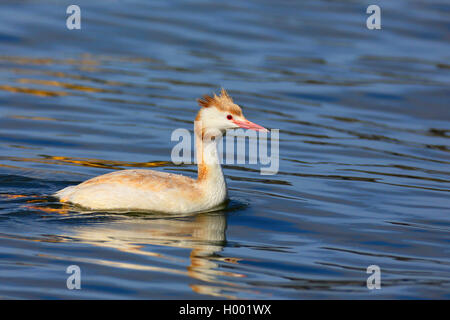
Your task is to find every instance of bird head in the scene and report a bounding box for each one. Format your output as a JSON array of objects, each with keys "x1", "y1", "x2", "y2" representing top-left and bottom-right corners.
[{"x1": 195, "y1": 88, "x2": 267, "y2": 138}]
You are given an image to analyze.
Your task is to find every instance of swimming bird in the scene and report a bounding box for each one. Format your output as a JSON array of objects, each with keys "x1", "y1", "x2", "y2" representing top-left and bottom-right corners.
[{"x1": 55, "y1": 89, "x2": 267, "y2": 214}]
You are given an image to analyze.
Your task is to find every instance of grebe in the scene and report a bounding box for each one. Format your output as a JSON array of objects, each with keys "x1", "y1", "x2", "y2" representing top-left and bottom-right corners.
[{"x1": 55, "y1": 89, "x2": 267, "y2": 214}]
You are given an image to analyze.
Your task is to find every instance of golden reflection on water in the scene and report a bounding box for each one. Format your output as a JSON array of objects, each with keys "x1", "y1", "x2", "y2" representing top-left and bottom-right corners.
[
  {"x1": 0, "y1": 55, "x2": 100, "y2": 66},
  {"x1": 0, "y1": 55, "x2": 111, "y2": 97},
  {"x1": 17, "y1": 78, "x2": 115, "y2": 93},
  {"x1": 10, "y1": 115, "x2": 57, "y2": 121},
  {"x1": 0, "y1": 84, "x2": 68, "y2": 97},
  {"x1": 1, "y1": 155, "x2": 169, "y2": 170},
  {"x1": 0, "y1": 194, "x2": 28, "y2": 200}
]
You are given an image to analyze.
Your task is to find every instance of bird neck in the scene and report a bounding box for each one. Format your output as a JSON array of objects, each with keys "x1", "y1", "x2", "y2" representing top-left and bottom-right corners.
[{"x1": 194, "y1": 122, "x2": 225, "y2": 185}]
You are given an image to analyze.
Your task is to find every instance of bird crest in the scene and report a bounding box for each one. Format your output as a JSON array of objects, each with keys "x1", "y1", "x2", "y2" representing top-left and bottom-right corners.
[
  {"x1": 197, "y1": 88, "x2": 233, "y2": 109},
  {"x1": 197, "y1": 88, "x2": 242, "y2": 116}
]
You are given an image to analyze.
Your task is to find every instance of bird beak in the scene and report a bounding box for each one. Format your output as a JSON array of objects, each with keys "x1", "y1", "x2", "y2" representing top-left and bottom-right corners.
[{"x1": 233, "y1": 119, "x2": 268, "y2": 132}]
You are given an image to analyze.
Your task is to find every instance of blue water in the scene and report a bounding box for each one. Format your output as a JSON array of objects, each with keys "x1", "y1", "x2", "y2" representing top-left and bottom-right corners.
[{"x1": 0, "y1": 0, "x2": 449, "y2": 299}]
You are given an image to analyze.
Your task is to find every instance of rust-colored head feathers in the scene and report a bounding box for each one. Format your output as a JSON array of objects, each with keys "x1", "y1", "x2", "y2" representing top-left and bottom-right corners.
[
  {"x1": 197, "y1": 88, "x2": 242, "y2": 116},
  {"x1": 197, "y1": 88, "x2": 233, "y2": 108}
]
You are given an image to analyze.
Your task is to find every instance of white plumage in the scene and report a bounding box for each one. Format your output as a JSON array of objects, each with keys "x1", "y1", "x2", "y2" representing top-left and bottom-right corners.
[{"x1": 55, "y1": 89, "x2": 267, "y2": 214}]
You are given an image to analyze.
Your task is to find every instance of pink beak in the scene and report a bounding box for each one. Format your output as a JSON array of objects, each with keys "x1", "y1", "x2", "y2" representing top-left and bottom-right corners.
[{"x1": 233, "y1": 119, "x2": 268, "y2": 132}]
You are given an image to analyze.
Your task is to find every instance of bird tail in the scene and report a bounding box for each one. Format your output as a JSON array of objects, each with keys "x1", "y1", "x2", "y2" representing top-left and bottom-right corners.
[{"x1": 54, "y1": 185, "x2": 76, "y2": 201}]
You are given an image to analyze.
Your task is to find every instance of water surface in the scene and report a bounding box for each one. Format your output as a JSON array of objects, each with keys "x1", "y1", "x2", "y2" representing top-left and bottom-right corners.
[{"x1": 0, "y1": 0, "x2": 449, "y2": 299}]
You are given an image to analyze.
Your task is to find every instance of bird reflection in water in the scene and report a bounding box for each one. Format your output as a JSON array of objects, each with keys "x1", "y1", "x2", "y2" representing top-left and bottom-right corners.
[
  {"x1": 68, "y1": 210, "x2": 247, "y2": 299},
  {"x1": 5, "y1": 193, "x2": 249, "y2": 298}
]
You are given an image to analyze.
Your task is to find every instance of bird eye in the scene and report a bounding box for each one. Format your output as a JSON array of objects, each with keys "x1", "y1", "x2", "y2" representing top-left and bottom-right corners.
[{"x1": 227, "y1": 115, "x2": 233, "y2": 120}]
